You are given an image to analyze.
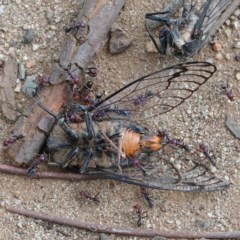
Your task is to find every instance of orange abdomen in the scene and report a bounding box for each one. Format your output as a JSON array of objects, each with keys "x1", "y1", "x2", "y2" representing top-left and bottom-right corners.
[{"x1": 121, "y1": 130, "x2": 141, "y2": 157}]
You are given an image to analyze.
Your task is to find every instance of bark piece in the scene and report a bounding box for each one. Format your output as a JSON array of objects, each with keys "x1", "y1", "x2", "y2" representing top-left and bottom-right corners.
[
  {"x1": 225, "y1": 115, "x2": 240, "y2": 139},
  {"x1": 6, "y1": 0, "x2": 126, "y2": 164},
  {"x1": 0, "y1": 57, "x2": 18, "y2": 121}
]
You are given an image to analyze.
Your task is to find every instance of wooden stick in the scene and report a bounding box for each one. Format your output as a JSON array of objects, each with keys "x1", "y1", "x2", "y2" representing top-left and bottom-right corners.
[
  {"x1": 6, "y1": 206, "x2": 240, "y2": 239},
  {"x1": 5, "y1": 0, "x2": 126, "y2": 164}
]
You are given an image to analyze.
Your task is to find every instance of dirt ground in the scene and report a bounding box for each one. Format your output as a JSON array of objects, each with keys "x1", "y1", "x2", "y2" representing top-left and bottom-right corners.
[{"x1": 0, "y1": 0, "x2": 240, "y2": 239}]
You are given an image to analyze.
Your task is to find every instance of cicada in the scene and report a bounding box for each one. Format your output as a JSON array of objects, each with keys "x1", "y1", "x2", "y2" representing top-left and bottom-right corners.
[
  {"x1": 41, "y1": 62, "x2": 229, "y2": 192},
  {"x1": 145, "y1": 0, "x2": 232, "y2": 60}
]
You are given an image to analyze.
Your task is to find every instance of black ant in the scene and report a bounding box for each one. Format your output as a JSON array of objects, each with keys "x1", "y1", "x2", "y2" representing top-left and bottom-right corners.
[
  {"x1": 140, "y1": 188, "x2": 154, "y2": 208},
  {"x1": 79, "y1": 190, "x2": 101, "y2": 205},
  {"x1": 3, "y1": 134, "x2": 24, "y2": 147},
  {"x1": 133, "y1": 204, "x2": 147, "y2": 226},
  {"x1": 27, "y1": 154, "x2": 48, "y2": 175}
]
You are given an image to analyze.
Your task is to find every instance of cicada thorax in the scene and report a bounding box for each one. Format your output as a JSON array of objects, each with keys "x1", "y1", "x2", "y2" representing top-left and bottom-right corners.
[{"x1": 46, "y1": 120, "x2": 165, "y2": 169}]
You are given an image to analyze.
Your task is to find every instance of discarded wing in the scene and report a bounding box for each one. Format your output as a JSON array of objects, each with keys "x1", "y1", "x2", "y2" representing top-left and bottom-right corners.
[
  {"x1": 145, "y1": 0, "x2": 232, "y2": 59},
  {"x1": 44, "y1": 61, "x2": 229, "y2": 192}
]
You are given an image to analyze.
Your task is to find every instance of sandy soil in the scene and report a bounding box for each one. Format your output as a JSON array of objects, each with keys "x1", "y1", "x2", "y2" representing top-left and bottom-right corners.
[{"x1": 0, "y1": 1, "x2": 239, "y2": 239}]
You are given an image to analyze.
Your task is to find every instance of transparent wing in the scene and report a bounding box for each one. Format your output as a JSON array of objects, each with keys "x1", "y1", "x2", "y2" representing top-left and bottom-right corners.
[
  {"x1": 81, "y1": 156, "x2": 229, "y2": 192},
  {"x1": 190, "y1": 0, "x2": 232, "y2": 40},
  {"x1": 90, "y1": 62, "x2": 216, "y2": 122}
]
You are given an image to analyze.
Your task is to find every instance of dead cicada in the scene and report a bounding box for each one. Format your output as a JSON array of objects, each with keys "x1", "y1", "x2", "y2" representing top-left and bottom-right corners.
[
  {"x1": 40, "y1": 62, "x2": 229, "y2": 192},
  {"x1": 145, "y1": 0, "x2": 232, "y2": 60}
]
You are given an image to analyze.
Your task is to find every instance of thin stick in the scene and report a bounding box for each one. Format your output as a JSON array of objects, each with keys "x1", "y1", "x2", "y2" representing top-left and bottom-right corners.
[
  {"x1": 0, "y1": 164, "x2": 99, "y2": 181},
  {"x1": 6, "y1": 206, "x2": 240, "y2": 239}
]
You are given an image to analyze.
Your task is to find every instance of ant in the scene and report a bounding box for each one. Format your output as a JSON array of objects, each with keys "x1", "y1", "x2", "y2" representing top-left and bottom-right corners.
[
  {"x1": 64, "y1": 21, "x2": 85, "y2": 33},
  {"x1": 220, "y1": 81, "x2": 234, "y2": 102},
  {"x1": 32, "y1": 76, "x2": 50, "y2": 97},
  {"x1": 140, "y1": 188, "x2": 154, "y2": 208},
  {"x1": 133, "y1": 204, "x2": 147, "y2": 226},
  {"x1": 3, "y1": 134, "x2": 24, "y2": 147},
  {"x1": 79, "y1": 190, "x2": 101, "y2": 205},
  {"x1": 199, "y1": 144, "x2": 216, "y2": 166},
  {"x1": 27, "y1": 153, "x2": 48, "y2": 175}
]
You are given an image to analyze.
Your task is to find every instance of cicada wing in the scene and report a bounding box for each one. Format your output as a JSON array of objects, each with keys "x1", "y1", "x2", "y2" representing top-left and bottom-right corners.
[
  {"x1": 193, "y1": 0, "x2": 231, "y2": 42},
  {"x1": 83, "y1": 163, "x2": 229, "y2": 192},
  {"x1": 91, "y1": 62, "x2": 216, "y2": 122}
]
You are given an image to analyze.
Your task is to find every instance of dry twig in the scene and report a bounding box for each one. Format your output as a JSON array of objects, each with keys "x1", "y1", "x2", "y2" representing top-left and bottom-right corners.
[{"x1": 6, "y1": 206, "x2": 240, "y2": 239}]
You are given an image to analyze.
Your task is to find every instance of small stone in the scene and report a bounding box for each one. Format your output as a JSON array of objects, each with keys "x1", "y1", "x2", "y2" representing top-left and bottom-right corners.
[
  {"x1": 15, "y1": 0, "x2": 21, "y2": 4},
  {"x1": 18, "y1": 62, "x2": 26, "y2": 80},
  {"x1": 233, "y1": 41, "x2": 240, "y2": 49},
  {"x1": 32, "y1": 44, "x2": 39, "y2": 51},
  {"x1": 14, "y1": 80, "x2": 22, "y2": 92},
  {"x1": 232, "y1": 20, "x2": 239, "y2": 30},
  {"x1": 212, "y1": 42, "x2": 221, "y2": 52},
  {"x1": 206, "y1": 58, "x2": 214, "y2": 64},
  {"x1": 214, "y1": 53, "x2": 223, "y2": 61},
  {"x1": 225, "y1": 19, "x2": 231, "y2": 26},
  {"x1": 225, "y1": 53, "x2": 231, "y2": 60},
  {"x1": 236, "y1": 52, "x2": 240, "y2": 62},
  {"x1": 99, "y1": 233, "x2": 112, "y2": 240},
  {"x1": 26, "y1": 60, "x2": 36, "y2": 68},
  {"x1": 146, "y1": 41, "x2": 158, "y2": 53},
  {"x1": 45, "y1": 9, "x2": 54, "y2": 24},
  {"x1": 22, "y1": 29, "x2": 35, "y2": 44},
  {"x1": 234, "y1": 9, "x2": 240, "y2": 17},
  {"x1": 236, "y1": 72, "x2": 240, "y2": 81},
  {"x1": 224, "y1": 28, "x2": 232, "y2": 37},
  {"x1": 109, "y1": 26, "x2": 132, "y2": 54},
  {"x1": 202, "y1": 220, "x2": 212, "y2": 230},
  {"x1": 225, "y1": 115, "x2": 240, "y2": 139},
  {"x1": 22, "y1": 75, "x2": 37, "y2": 97},
  {"x1": 0, "y1": 6, "x2": 5, "y2": 15}
]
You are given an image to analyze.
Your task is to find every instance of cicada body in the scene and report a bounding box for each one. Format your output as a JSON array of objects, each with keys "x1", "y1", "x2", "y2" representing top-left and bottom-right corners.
[
  {"x1": 145, "y1": 0, "x2": 232, "y2": 59},
  {"x1": 43, "y1": 62, "x2": 229, "y2": 192}
]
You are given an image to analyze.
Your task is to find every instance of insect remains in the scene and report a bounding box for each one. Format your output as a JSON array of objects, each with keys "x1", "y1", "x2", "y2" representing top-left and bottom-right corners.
[
  {"x1": 36, "y1": 61, "x2": 229, "y2": 192},
  {"x1": 145, "y1": 0, "x2": 231, "y2": 60}
]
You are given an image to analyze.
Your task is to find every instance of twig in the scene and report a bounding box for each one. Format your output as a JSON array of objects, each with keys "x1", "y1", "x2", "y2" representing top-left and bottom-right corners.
[
  {"x1": 6, "y1": 206, "x2": 240, "y2": 239},
  {"x1": 0, "y1": 164, "x2": 99, "y2": 181}
]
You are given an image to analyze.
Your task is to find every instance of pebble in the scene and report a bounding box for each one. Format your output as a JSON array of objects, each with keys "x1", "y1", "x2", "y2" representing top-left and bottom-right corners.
[
  {"x1": 225, "y1": 115, "x2": 240, "y2": 139},
  {"x1": 45, "y1": 9, "x2": 54, "y2": 24},
  {"x1": 236, "y1": 52, "x2": 240, "y2": 62},
  {"x1": 26, "y1": 60, "x2": 36, "y2": 68},
  {"x1": 232, "y1": 20, "x2": 239, "y2": 30},
  {"x1": 18, "y1": 62, "x2": 26, "y2": 80},
  {"x1": 206, "y1": 58, "x2": 214, "y2": 64},
  {"x1": 22, "y1": 28, "x2": 35, "y2": 44},
  {"x1": 202, "y1": 220, "x2": 212, "y2": 230},
  {"x1": 212, "y1": 43, "x2": 221, "y2": 52},
  {"x1": 234, "y1": 9, "x2": 240, "y2": 17},
  {"x1": 32, "y1": 44, "x2": 39, "y2": 51},
  {"x1": 236, "y1": 72, "x2": 240, "y2": 81},
  {"x1": 214, "y1": 53, "x2": 223, "y2": 61},
  {"x1": 109, "y1": 26, "x2": 132, "y2": 54},
  {"x1": 225, "y1": 19, "x2": 231, "y2": 26},
  {"x1": 224, "y1": 28, "x2": 232, "y2": 37},
  {"x1": 22, "y1": 75, "x2": 37, "y2": 97},
  {"x1": 14, "y1": 79, "x2": 22, "y2": 92},
  {"x1": 225, "y1": 53, "x2": 231, "y2": 60},
  {"x1": 233, "y1": 41, "x2": 240, "y2": 49},
  {"x1": 99, "y1": 233, "x2": 112, "y2": 240},
  {"x1": 146, "y1": 41, "x2": 158, "y2": 53},
  {"x1": 0, "y1": 6, "x2": 5, "y2": 15}
]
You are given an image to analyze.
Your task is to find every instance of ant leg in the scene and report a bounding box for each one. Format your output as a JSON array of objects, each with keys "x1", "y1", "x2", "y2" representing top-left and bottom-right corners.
[
  {"x1": 48, "y1": 146, "x2": 79, "y2": 168},
  {"x1": 79, "y1": 147, "x2": 94, "y2": 173}
]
